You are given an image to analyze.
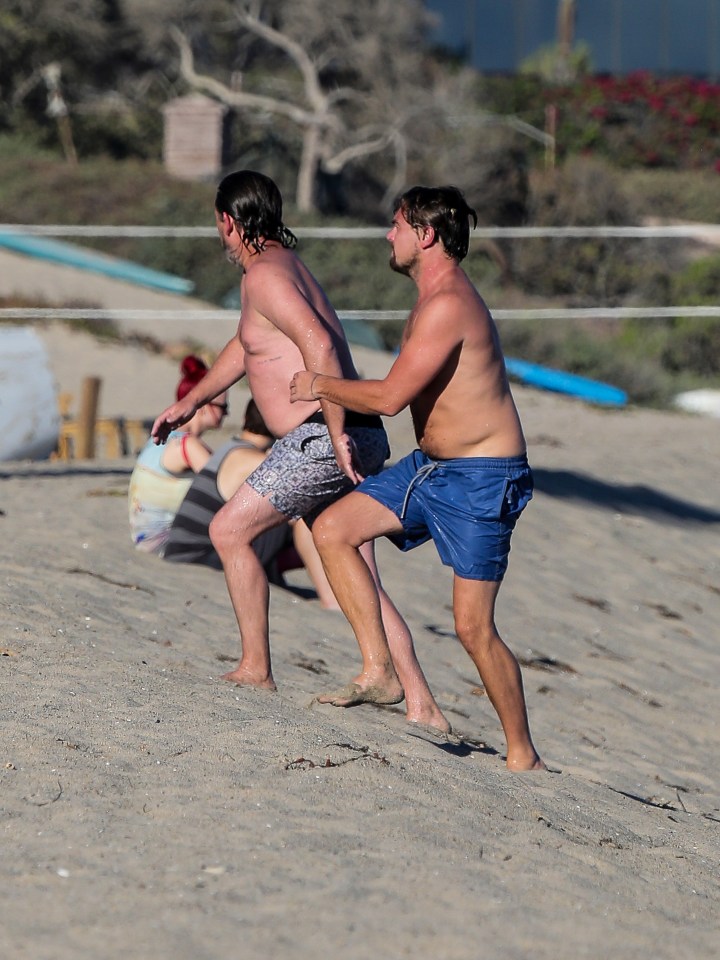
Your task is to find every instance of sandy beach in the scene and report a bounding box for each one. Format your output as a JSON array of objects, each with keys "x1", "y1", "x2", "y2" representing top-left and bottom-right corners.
[{"x1": 1, "y1": 258, "x2": 719, "y2": 959}]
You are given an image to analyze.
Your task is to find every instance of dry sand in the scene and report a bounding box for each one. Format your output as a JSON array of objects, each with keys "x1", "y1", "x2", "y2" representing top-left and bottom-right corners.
[{"x1": 1, "y1": 259, "x2": 719, "y2": 959}]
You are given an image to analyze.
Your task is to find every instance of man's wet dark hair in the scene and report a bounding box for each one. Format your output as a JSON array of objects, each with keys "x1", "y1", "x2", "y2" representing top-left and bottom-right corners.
[
  {"x1": 215, "y1": 170, "x2": 297, "y2": 252},
  {"x1": 394, "y1": 185, "x2": 478, "y2": 262}
]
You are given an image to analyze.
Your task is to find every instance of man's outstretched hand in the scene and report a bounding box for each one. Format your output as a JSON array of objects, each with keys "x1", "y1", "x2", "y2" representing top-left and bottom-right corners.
[{"x1": 151, "y1": 399, "x2": 197, "y2": 444}]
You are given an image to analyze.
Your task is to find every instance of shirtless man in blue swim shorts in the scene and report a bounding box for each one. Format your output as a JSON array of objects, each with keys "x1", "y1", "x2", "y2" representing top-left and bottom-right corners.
[
  {"x1": 151, "y1": 171, "x2": 449, "y2": 735},
  {"x1": 290, "y1": 185, "x2": 544, "y2": 771}
]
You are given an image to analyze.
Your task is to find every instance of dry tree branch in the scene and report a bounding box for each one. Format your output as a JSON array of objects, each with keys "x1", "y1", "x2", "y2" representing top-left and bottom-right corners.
[{"x1": 170, "y1": 25, "x2": 318, "y2": 127}]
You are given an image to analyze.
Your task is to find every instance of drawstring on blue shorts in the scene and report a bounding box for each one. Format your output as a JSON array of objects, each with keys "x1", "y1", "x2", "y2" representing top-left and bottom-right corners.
[{"x1": 400, "y1": 460, "x2": 440, "y2": 519}]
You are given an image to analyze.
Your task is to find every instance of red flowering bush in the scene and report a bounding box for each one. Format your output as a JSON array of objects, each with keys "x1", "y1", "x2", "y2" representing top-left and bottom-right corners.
[{"x1": 548, "y1": 72, "x2": 720, "y2": 171}]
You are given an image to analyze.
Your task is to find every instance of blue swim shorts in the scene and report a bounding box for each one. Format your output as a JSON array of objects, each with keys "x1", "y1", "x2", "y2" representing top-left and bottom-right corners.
[{"x1": 356, "y1": 450, "x2": 533, "y2": 581}]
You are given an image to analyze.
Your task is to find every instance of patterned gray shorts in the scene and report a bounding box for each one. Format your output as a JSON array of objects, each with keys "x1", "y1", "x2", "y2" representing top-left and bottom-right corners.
[{"x1": 246, "y1": 415, "x2": 390, "y2": 524}]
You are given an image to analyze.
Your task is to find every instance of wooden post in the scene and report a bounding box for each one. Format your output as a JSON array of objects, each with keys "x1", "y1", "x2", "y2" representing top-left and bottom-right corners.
[
  {"x1": 57, "y1": 113, "x2": 78, "y2": 166},
  {"x1": 76, "y1": 376, "x2": 101, "y2": 459},
  {"x1": 545, "y1": 104, "x2": 557, "y2": 170}
]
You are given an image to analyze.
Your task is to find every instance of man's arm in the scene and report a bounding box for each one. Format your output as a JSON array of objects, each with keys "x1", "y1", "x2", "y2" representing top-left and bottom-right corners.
[
  {"x1": 292, "y1": 371, "x2": 393, "y2": 414},
  {"x1": 291, "y1": 295, "x2": 463, "y2": 414},
  {"x1": 247, "y1": 265, "x2": 361, "y2": 480},
  {"x1": 152, "y1": 335, "x2": 246, "y2": 444}
]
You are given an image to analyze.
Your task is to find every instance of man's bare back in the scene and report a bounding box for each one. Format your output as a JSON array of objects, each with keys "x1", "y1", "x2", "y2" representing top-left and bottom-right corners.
[{"x1": 238, "y1": 245, "x2": 359, "y2": 438}]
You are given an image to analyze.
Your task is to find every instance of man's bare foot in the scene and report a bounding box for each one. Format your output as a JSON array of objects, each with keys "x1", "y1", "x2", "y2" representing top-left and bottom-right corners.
[
  {"x1": 314, "y1": 680, "x2": 404, "y2": 707},
  {"x1": 406, "y1": 721, "x2": 459, "y2": 744},
  {"x1": 406, "y1": 706, "x2": 452, "y2": 735},
  {"x1": 506, "y1": 751, "x2": 546, "y2": 772},
  {"x1": 220, "y1": 665, "x2": 277, "y2": 691}
]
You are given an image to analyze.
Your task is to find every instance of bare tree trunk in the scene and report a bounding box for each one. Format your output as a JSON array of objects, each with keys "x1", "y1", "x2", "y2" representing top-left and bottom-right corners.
[{"x1": 297, "y1": 123, "x2": 321, "y2": 213}]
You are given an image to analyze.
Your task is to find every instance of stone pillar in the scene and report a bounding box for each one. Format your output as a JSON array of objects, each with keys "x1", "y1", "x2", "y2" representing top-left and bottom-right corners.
[{"x1": 162, "y1": 94, "x2": 227, "y2": 180}]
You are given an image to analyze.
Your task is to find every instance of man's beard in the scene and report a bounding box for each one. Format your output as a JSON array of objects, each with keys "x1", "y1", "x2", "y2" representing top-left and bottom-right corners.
[
  {"x1": 221, "y1": 236, "x2": 242, "y2": 267},
  {"x1": 389, "y1": 249, "x2": 417, "y2": 277}
]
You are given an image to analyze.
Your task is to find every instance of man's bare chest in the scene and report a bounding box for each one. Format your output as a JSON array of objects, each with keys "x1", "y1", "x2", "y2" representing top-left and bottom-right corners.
[{"x1": 239, "y1": 312, "x2": 282, "y2": 355}]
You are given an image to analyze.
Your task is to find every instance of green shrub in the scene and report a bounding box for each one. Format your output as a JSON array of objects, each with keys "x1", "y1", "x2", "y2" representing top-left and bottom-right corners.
[
  {"x1": 622, "y1": 169, "x2": 720, "y2": 223},
  {"x1": 657, "y1": 256, "x2": 720, "y2": 375},
  {"x1": 513, "y1": 157, "x2": 644, "y2": 301},
  {"x1": 659, "y1": 318, "x2": 720, "y2": 375},
  {"x1": 671, "y1": 255, "x2": 720, "y2": 304}
]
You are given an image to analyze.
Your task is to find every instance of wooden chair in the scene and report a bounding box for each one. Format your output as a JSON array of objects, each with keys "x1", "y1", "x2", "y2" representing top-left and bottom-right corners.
[{"x1": 54, "y1": 377, "x2": 143, "y2": 461}]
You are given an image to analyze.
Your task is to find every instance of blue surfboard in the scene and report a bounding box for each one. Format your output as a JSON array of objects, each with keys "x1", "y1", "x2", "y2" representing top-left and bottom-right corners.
[{"x1": 505, "y1": 357, "x2": 627, "y2": 407}]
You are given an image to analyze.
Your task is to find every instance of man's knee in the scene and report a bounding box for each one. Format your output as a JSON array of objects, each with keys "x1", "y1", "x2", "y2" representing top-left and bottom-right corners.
[
  {"x1": 453, "y1": 605, "x2": 498, "y2": 654},
  {"x1": 453, "y1": 579, "x2": 501, "y2": 644},
  {"x1": 311, "y1": 509, "x2": 339, "y2": 549},
  {"x1": 209, "y1": 513, "x2": 229, "y2": 554},
  {"x1": 311, "y1": 503, "x2": 357, "y2": 551},
  {"x1": 210, "y1": 508, "x2": 248, "y2": 554}
]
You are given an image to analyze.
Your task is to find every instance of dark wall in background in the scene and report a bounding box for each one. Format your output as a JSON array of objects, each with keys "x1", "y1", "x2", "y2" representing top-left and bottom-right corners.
[{"x1": 426, "y1": 0, "x2": 720, "y2": 76}]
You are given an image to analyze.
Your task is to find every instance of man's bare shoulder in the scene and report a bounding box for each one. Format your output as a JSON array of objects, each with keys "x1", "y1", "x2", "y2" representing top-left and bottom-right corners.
[
  {"x1": 242, "y1": 254, "x2": 304, "y2": 323},
  {"x1": 243, "y1": 253, "x2": 295, "y2": 289},
  {"x1": 413, "y1": 282, "x2": 487, "y2": 333}
]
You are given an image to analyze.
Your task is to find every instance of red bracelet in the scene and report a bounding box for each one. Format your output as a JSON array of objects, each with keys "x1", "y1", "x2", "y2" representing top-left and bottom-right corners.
[{"x1": 180, "y1": 433, "x2": 192, "y2": 468}]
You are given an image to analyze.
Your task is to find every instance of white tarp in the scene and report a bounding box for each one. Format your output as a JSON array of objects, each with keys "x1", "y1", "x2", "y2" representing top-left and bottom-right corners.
[{"x1": 0, "y1": 326, "x2": 60, "y2": 460}]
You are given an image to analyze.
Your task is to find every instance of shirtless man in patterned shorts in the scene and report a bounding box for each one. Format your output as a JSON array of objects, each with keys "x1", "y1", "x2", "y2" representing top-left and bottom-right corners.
[{"x1": 151, "y1": 170, "x2": 449, "y2": 735}]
